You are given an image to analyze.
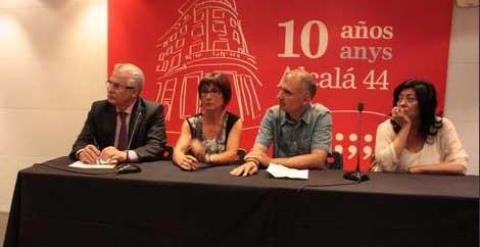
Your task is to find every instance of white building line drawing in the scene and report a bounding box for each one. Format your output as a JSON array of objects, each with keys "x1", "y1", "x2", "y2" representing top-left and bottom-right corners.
[{"x1": 155, "y1": 0, "x2": 263, "y2": 125}]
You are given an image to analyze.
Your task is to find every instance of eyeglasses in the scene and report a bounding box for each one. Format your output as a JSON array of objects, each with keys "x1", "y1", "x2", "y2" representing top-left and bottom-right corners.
[
  {"x1": 200, "y1": 88, "x2": 222, "y2": 97},
  {"x1": 105, "y1": 80, "x2": 135, "y2": 91}
]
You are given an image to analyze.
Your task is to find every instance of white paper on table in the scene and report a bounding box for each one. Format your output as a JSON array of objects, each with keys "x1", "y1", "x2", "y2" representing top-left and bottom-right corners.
[
  {"x1": 266, "y1": 163, "x2": 309, "y2": 180},
  {"x1": 69, "y1": 161, "x2": 115, "y2": 169}
]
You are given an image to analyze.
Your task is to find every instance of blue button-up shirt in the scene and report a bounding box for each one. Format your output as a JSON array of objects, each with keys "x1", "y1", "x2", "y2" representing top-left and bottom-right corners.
[{"x1": 255, "y1": 103, "x2": 332, "y2": 158}]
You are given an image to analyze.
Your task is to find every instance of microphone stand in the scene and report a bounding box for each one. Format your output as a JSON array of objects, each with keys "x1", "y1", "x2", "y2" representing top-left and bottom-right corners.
[
  {"x1": 117, "y1": 109, "x2": 143, "y2": 174},
  {"x1": 343, "y1": 103, "x2": 370, "y2": 182}
]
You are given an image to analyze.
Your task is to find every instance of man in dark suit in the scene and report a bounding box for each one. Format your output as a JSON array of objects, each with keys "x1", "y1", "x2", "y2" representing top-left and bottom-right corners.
[{"x1": 70, "y1": 63, "x2": 167, "y2": 164}]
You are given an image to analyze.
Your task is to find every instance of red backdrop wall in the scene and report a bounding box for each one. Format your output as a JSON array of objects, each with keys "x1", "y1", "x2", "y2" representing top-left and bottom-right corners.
[{"x1": 108, "y1": 0, "x2": 453, "y2": 171}]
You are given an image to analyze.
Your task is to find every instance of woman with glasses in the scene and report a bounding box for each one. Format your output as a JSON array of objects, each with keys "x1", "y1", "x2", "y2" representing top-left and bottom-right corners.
[
  {"x1": 373, "y1": 79, "x2": 468, "y2": 175},
  {"x1": 173, "y1": 72, "x2": 242, "y2": 171}
]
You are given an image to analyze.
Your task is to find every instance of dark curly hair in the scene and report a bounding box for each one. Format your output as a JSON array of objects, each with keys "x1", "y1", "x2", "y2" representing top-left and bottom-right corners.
[
  {"x1": 198, "y1": 72, "x2": 232, "y2": 107},
  {"x1": 391, "y1": 79, "x2": 443, "y2": 144}
]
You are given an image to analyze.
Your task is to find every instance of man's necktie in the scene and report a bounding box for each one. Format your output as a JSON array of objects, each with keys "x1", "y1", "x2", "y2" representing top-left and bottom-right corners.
[{"x1": 117, "y1": 112, "x2": 128, "y2": 151}]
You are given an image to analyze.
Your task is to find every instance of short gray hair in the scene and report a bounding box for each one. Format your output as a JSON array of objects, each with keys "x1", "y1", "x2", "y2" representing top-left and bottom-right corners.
[
  {"x1": 113, "y1": 63, "x2": 145, "y2": 93},
  {"x1": 284, "y1": 68, "x2": 316, "y2": 98}
]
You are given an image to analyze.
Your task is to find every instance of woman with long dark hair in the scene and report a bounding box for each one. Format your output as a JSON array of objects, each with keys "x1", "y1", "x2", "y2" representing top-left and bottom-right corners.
[{"x1": 374, "y1": 79, "x2": 468, "y2": 175}]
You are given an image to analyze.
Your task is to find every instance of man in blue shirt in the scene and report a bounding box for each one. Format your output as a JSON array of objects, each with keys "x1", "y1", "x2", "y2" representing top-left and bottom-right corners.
[{"x1": 230, "y1": 68, "x2": 332, "y2": 176}]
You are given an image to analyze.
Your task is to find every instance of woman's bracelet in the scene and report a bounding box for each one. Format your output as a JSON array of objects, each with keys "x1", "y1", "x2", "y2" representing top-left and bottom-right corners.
[{"x1": 244, "y1": 157, "x2": 260, "y2": 167}]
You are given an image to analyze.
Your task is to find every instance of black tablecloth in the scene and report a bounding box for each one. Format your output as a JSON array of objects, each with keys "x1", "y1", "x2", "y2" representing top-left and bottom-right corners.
[{"x1": 4, "y1": 156, "x2": 479, "y2": 247}]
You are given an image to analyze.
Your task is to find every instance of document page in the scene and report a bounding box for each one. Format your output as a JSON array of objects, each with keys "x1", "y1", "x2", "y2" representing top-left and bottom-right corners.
[
  {"x1": 69, "y1": 161, "x2": 115, "y2": 169},
  {"x1": 266, "y1": 163, "x2": 309, "y2": 180}
]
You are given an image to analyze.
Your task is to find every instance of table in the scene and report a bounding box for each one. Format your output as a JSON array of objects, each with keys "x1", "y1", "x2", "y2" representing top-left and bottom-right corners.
[{"x1": 4, "y1": 157, "x2": 479, "y2": 247}]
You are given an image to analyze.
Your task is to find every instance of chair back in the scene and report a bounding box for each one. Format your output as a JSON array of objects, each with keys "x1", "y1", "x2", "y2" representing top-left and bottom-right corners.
[
  {"x1": 236, "y1": 148, "x2": 247, "y2": 162},
  {"x1": 325, "y1": 151, "x2": 343, "y2": 170},
  {"x1": 162, "y1": 145, "x2": 174, "y2": 160}
]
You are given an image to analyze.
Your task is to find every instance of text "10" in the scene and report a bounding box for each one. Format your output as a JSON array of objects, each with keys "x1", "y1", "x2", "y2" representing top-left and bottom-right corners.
[{"x1": 278, "y1": 20, "x2": 328, "y2": 59}]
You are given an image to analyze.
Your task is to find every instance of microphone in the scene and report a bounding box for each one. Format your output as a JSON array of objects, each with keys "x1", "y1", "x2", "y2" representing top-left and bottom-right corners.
[
  {"x1": 343, "y1": 102, "x2": 370, "y2": 182},
  {"x1": 116, "y1": 110, "x2": 143, "y2": 175},
  {"x1": 116, "y1": 164, "x2": 142, "y2": 174},
  {"x1": 357, "y1": 102, "x2": 364, "y2": 112},
  {"x1": 127, "y1": 111, "x2": 143, "y2": 150}
]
